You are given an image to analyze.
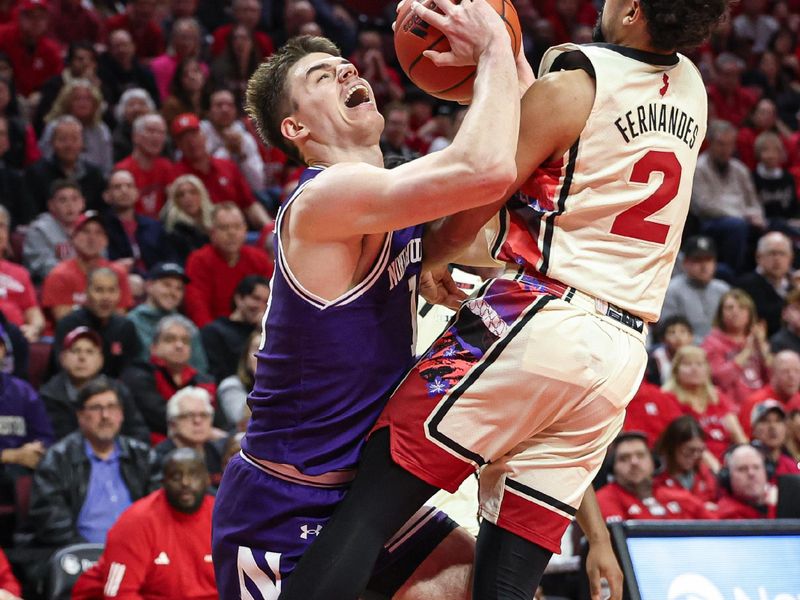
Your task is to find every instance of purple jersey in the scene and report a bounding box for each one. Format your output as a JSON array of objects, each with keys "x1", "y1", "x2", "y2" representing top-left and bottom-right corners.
[{"x1": 242, "y1": 167, "x2": 424, "y2": 475}]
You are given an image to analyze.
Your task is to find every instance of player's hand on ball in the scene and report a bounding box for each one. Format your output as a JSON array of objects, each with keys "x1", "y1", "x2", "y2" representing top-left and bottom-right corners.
[
  {"x1": 420, "y1": 266, "x2": 467, "y2": 310},
  {"x1": 414, "y1": 0, "x2": 507, "y2": 67}
]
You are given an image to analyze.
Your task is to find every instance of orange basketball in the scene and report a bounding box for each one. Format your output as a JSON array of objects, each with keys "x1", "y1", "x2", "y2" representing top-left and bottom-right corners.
[{"x1": 394, "y1": 0, "x2": 522, "y2": 102}]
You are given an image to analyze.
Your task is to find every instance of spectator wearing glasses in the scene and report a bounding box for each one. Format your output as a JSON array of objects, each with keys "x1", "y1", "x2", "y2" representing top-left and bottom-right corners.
[
  {"x1": 154, "y1": 387, "x2": 225, "y2": 488},
  {"x1": 29, "y1": 376, "x2": 156, "y2": 547},
  {"x1": 120, "y1": 315, "x2": 221, "y2": 444}
]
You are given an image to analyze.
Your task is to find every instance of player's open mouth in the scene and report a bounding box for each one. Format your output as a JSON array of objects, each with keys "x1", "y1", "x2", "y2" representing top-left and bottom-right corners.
[{"x1": 344, "y1": 84, "x2": 371, "y2": 108}]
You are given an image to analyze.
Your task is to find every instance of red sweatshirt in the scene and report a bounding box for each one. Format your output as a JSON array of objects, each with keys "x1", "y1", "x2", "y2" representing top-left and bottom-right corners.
[
  {"x1": 0, "y1": 548, "x2": 21, "y2": 597},
  {"x1": 184, "y1": 244, "x2": 273, "y2": 327},
  {"x1": 72, "y1": 489, "x2": 216, "y2": 600},
  {"x1": 597, "y1": 482, "x2": 716, "y2": 522}
]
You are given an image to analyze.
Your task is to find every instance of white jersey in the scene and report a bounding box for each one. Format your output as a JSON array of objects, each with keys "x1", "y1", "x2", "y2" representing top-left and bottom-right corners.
[{"x1": 490, "y1": 43, "x2": 708, "y2": 323}]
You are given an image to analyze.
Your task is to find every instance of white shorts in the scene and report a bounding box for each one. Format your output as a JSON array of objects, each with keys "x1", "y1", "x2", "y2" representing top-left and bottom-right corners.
[{"x1": 373, "y1": 270, "x2": 647, "y2": 553}]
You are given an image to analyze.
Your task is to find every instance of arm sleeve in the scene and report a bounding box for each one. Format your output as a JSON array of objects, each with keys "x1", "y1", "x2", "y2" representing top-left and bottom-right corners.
[{"x1": 100, "y1": 514, "x2": 150, "y2": 599}]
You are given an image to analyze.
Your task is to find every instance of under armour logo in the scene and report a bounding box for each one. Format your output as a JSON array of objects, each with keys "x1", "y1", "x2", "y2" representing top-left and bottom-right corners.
[
  {"x1": 300, "y1": 524, "x2": 322, "y2": 540},
  {"x1": 659, "y1": 73, "x2": 669, "y2": 97}
]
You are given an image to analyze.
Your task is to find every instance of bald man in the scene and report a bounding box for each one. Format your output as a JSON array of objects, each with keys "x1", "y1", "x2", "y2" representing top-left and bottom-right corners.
[{"x1": 72, "y1": 448, "x2": 217, "y2": 599}]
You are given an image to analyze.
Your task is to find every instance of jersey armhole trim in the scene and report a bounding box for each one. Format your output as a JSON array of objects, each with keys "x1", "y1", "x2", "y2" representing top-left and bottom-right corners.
[{"x1": 275, "y1": 174, "x2": 393, "y2": 310}]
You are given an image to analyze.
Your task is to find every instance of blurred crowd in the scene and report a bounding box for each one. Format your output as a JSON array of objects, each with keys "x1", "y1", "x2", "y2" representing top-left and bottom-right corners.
[{"x1": 0, "y1": 0, "x2": 799, "y2": 598}]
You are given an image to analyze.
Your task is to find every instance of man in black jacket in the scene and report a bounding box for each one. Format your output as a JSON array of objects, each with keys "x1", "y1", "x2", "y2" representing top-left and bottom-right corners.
[
  {"x1": 29, "y1": 376, "x2": 157, "y2": 547},
  {"x1": 41, "y1": 326, "x2": 148, "y2": 443}
]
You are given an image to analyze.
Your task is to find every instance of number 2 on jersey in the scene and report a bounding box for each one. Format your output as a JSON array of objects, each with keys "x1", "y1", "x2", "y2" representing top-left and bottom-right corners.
[{"x1": 610, "y1": 150, "x2": 682, "y2": 244}]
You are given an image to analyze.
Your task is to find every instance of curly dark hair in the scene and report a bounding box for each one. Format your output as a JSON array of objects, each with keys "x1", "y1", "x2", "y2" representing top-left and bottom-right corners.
[
  {"x1": 639, "y1": 0, "x2": 729, "y2": 51},
  {"x1": 245, "y1": 35, "x2": 340, "y2": 164}
]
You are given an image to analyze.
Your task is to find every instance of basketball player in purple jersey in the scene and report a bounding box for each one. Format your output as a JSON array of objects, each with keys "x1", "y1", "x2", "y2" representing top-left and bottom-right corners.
[
  {"x1": 212, "y1": 1, "x2": 619, "y2": 598},
  {"x1": 211, "y1": 2, "x2": 521, "y2": 598},
  {"x1": 280, "y1": 0, "x2": 728, "y2": 598}
]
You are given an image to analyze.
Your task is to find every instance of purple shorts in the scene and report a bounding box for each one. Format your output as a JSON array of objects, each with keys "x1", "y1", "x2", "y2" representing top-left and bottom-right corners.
[{"x1": 212, "y1": 453, "x2": 457, "y2": 599}]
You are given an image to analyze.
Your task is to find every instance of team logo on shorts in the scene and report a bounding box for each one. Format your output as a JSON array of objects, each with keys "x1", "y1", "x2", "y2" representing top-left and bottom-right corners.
[{"x1": 300, "y1": 524, "x2": 322, "y2": 540}]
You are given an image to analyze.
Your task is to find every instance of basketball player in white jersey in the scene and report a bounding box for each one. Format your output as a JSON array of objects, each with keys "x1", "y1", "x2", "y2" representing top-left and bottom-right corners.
[{"x1": 280, "y1": 0, "x2": 728, "y2": 599}]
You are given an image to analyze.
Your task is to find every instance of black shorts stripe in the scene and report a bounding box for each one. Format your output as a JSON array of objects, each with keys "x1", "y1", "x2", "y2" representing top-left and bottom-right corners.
[
  {"x1": 491, "y1": 206, "x2": 509, "y2": 259},
  {"x1": 506, "y1": 478, "x2": 577, "y2": 517},
  {"x1": 540, "y1": 139, "x2": 579, "y2": 275},
  {"x1": 427, "y1": 294, "x2": 554, "y2": 465}
]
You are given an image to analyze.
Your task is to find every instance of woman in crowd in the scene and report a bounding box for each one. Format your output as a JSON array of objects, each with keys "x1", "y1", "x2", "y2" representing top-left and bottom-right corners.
[
  {"x1": 151, "y1": 17, "x2": 208, "y2": 102},
  {"x1": 655, "y1": 415, "x2": 719, "y2": 504},
  {"x1": 40, "y1": 78, "x2": 113, "y2": 175},
  {"x1": 217, "y1": 330, "x2": 259, "y2": 428},
  {"x1": 663, "y1": 345, "x2": 748, "y2": 469},
  {"x1": 210, "y1": 24, "x2": 262, "y2": 110},
  {"x1": 161, "y1": 174, "x2": 213, "y2": 263},
  {"x1": 702, "y1": 289, "x2": 772, "y2": 407},
  {"x1": 111, "y1": 87, "x2": 156, "y2": 162},
  {"x1": 161, "y1": 57, "x2": 210, "y2": 127}
]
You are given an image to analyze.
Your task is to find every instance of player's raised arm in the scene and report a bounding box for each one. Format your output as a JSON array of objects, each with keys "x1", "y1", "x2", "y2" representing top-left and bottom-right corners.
[{"x1": 292, "y1": 0, "x2": 520, "y2": 239}]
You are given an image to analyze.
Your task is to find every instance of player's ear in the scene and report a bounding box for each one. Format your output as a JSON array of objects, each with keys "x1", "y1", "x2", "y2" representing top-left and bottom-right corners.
[
  {"x1": 281, "y1": 116, "x2": 308, "y2": 145},
  {"x1": 625, "y1": 0, "x2": 641, "y2": 23}
]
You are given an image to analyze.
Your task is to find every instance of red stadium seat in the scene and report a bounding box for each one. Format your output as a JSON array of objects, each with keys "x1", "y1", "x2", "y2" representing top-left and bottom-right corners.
[{"x1": 27, "y1": 341, "x2": 52, "y2": 390}]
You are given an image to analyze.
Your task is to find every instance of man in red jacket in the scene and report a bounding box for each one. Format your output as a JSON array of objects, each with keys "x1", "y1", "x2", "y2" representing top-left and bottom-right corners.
[
  {"x1": 184, "y1": 202, "x2": 272, "y2": 327},
  {"x1": 72, "y1": 447, "x2": 216, "y2": 600},
  {"x1": 597, "y1": 433, "x2": 715, "y2": 522},
  {"x1": 0, "y1": 0, "x2": 61, "y2": 97}
]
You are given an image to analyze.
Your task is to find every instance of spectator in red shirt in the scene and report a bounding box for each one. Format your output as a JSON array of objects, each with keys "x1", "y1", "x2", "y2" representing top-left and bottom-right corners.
[
  {"x1": 622, "y1": 379, "x2": 684, "y2": 449},
  {"x1": 0, "y1": 205, "x2": 44, "y2": 341},
  {"x1": 116, "y1": 113, "x2": 173, "y2": 219},
  {"x1": 104, "y1": 0, "x2": 166, "y2": 60},
  {"x1": 211, "y1": 0, "x2": 273, "y2": 59},
  {"x1": 750, "y1": 400, "x2": 800, "y2": 478},
  {"x1": 596, "y1": 433, "x2": 715, "y2": 522},
  {"x1": 740, "y1": 349, "x2": 800, "y2": 437},
  {"x1": 736, "y1": 98, "x2": 793, "y2": 170},
  {"x1": 0, "y1": 547, "x2": 21, "y2": 600},
  {"x1": 0, "y1": 0, "x2": 62, "y2": 98},
  {"x1": 717, "y1": 444, "x2": 777, "y2": 519},
  {"x1": 49, "y1": 0, "x2": 104, "y2": 48},
  {"x1": 663, "y1": 345, "x2": 748, "y2": 466},
  {"x1": 707, "y1": 53, "x2": 758, "y2": 127},
  {"x1": 72, "y1": 447, "x2": 217, "y2": 600},
  {"x1": 702, "y1": 289, "x2": 772, "y2": 407},
  {"x1": 171, "y1": 113, "x2": 270, "y2": 228},
  {"x1": 184, "y1": 203, "x2": 271, "y2": 327},
  {"x1": 41, "y1": 211, "x2": 134, "y2": 322},
  {"x1": 654, "y1": 415, "x2": 719, "y2": 505}
]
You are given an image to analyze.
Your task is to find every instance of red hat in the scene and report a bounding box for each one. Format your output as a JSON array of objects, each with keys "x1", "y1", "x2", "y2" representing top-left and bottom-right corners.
[
  {"x1": 18, "y1": 0, "x2": 48, "y2": 13},
  {"x1": 62, "y1": 326, "x2": 102, "y2": 351},
  {"x1": 71, "y1": 210, "x2": 104, "y2": 237},
  {"x1": 171, "y1": 113, "x2": 201, "y2": 138}
]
